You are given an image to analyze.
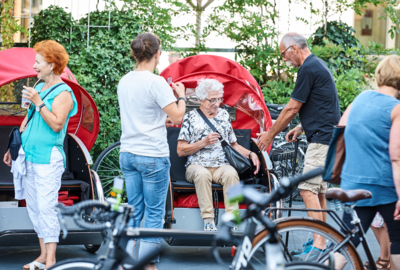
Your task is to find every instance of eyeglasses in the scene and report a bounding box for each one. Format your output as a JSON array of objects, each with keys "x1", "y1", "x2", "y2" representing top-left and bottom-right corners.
[
  {"x1": 280, "y1": 45, "x2": 292, "y2": 58},
  {"x1": 205, "y1": 97, "x2": 224, "y2": 104}
]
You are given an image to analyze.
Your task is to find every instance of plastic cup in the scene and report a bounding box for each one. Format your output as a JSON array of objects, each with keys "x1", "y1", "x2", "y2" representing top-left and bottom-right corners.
[{"x1": 21, "y1": 91, "x2": 31, "y2": 109}]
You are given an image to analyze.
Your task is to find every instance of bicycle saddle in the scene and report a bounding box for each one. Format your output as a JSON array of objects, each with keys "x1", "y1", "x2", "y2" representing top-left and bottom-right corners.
[{"x1": 325, "y1": 188, "x2": 372, "y2": 203}]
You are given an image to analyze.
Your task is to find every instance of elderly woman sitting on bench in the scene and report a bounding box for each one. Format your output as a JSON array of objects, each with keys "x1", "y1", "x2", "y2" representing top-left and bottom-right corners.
[{"x1": 177, "y1": 78, "x2": 260, "y2": 231}]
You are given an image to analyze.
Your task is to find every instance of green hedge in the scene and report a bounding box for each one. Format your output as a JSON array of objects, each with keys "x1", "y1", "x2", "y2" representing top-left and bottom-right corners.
[{"x1": 30, "y1": 4, "x2": 176, "y2": 160}]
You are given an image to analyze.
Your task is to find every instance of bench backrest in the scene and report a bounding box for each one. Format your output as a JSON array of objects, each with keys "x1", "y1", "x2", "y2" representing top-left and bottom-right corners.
[
  {"x1": 0, "y1": 127, "x2": 90, "y2": 187},
  {"x1": 167, "y1": 127, "x2": 251, "y2": 182}
]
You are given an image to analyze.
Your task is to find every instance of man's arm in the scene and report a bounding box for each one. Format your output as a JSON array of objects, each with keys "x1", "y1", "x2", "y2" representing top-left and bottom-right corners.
[
  {"x1": 268, "y1": 98, "x2": 302, "y2": 137},
  {"x1": 257, "y1": 98, "x2": 303, "y2": 151}
]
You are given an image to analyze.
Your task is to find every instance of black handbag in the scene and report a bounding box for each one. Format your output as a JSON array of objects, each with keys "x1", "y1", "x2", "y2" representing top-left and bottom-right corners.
[
  {"x1": 4, "y1": 83, "x2": 65, "y2": 161},
  {"x1": 196, "y1": 109, "x2": 252, "y2": 176}
]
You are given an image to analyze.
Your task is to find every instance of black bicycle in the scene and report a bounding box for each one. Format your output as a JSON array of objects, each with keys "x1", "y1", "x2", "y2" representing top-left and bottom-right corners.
[
  {"x1": 212, "y1": 167, "x2": 335, "y2": 270},
  {"x1": 51, "y1": 169, "x2": 339, "y2": 270},
  {"x1": 214, "y1": 171, "x2": 379, "y2": 270}
]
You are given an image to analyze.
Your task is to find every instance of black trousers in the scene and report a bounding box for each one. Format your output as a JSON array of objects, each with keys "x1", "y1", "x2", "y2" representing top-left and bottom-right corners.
[{"x1": 342, "y1": 202, "x2": 400, "y2": 254}]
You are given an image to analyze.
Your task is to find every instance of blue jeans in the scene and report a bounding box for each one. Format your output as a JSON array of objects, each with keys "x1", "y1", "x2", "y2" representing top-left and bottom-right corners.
[{"x1": 119, "y1": 152, "x2": 170, "y2": 262}]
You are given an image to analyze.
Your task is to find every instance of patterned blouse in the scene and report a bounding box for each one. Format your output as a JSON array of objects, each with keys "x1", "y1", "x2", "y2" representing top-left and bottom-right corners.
[{"x1": 178, "y1": 108, "x2": 237, "y2": 167}]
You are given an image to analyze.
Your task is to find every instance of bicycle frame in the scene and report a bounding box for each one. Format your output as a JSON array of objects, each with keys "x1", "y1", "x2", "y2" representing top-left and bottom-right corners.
[{"x1": 229, "y1": 204, "x2": 283, "y2": 270}]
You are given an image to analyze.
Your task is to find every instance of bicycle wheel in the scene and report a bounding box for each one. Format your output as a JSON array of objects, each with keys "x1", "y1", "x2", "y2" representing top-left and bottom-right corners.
[
  {"x1": 247, "y1": 218, "x2": 363, "y2": 270},
  {"x1": 48, "y1": 258, "x2": 99, "y2": 270},
  {"x1": 92, "y1": 141, "x2": 125, "y2": 200}
]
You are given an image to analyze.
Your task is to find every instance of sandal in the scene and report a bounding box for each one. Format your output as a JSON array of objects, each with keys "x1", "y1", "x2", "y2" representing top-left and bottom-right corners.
[
  {"x1": 22, "y1": 261, "x2": 46, "y2": 270},
  {"x1": 376, "y1": 257, "x2": 391, "y2": 270}
]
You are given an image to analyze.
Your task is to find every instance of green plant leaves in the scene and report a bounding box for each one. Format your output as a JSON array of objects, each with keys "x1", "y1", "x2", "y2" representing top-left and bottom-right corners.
[{"x1": 30, "y1": 2, "x2": 178, "y2": 161}]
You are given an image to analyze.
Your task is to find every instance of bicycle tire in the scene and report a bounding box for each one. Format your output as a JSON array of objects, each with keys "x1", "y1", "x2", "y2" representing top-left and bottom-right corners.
[
  {"x1": 93, "y1": 141, "x2": 124, "y2": 200},
  {"x1": 247, "y1": 218, "x2": 363, "y2": 270},
  {"x1": 48, "y1": 258, "x2": 99, "y2": 270}
]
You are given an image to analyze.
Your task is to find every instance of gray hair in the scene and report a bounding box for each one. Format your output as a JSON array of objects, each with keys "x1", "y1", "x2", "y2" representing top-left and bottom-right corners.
[
  {"x1": 195, "y1": 79, "x2": 224, "y2": 101},
  {"x1": 281, "y1": 32, "x2": 308, "y2": 49}
]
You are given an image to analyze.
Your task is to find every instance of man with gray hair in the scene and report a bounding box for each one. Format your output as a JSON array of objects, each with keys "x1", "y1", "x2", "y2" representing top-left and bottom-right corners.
[
  {"x1": 257, "y1": 32, "x2": 340, "y2": 260},
  {"x1": 177, "y1": 79, "x2": 260, "y2": 231}
]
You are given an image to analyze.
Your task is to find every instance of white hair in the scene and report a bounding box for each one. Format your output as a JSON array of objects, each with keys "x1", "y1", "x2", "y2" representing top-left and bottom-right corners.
[
  {"x1": 281, "y1": 32, "x2": 308, "y2": 49},
  {"x1": 195, "y1": 79, "x2": 224, "y2": 101}
]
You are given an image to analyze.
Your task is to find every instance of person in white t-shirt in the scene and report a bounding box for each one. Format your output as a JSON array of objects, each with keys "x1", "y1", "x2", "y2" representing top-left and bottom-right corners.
[{"x1": 117, "y1": 32, "x2": 186, "y2": 270}]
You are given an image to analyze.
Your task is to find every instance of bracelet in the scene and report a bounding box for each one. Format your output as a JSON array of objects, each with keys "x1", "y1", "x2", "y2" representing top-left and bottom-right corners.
[
  {"x1": 296, "y1": 124, "x2": 302, "y2": 130},
  {"x1": 249, "y1": 151, "x2": 253, "y2": 159},
  {"x1": 177, "y1": 97, "x2": 186, "y2": 103}
]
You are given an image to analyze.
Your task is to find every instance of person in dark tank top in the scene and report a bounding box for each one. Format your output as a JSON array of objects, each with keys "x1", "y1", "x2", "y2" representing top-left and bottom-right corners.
[{"x1": 257, "y1": 32, "x2": 340, "y2": 259}]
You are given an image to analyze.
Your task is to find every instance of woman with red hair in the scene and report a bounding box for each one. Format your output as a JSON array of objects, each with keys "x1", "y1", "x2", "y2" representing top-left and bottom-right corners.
[{"x1": 3, "y1": 40, "x2": 77, "y2": 270}]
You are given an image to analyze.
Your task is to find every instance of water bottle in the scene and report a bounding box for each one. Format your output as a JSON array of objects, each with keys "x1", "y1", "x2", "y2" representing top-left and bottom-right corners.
[{"x1": 111, "y1": 177, "x2": 124, "y2": 211}]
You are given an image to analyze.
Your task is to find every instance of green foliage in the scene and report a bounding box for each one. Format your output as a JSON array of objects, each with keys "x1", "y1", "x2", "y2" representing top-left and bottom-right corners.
[
  {"x1": 312, "y1": 21, "x2": 359, "y2": 49},
  {"x1": 30, "y1": 2, "x2": 177, "y2": 160},
  {"x1": 30, "y1": 5, "x2": 73, "y2": 48},
  {"x1": 209, "y1": 0, "x2": 290, "y2": 85},
  {"x1": 0, "y1": 0, "x2": 27, "y2": 49},
  {"x1": 334, "y1": 68, "x2": 365, "y2": 112},
  {"x1": 262, "y1": 80, "x2": 295, "y2": 105}
]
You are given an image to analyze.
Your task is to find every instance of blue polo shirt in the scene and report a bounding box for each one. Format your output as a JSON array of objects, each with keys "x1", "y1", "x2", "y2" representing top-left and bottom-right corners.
[{"x1": 21, "y1": 82, "x2": 78, "y2": 166}]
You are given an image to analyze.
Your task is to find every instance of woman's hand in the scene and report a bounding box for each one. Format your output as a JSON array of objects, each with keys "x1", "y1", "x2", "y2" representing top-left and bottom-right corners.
[
  {"x1": 394, "y1": 200, "x2": 400, "y2": 220},
  {"x1": 22, "y1": 86, "x2": 43, "y2": 106},
  {"x1": 204, "y1": 132, "x2": 220, "y2": 146},
  {"x1": 3, "y1": 149, "x2": 12, "y2": 167},
  {"x1": 165, "y1": 117, "x2": 175, "y2": 128},
  {"x1": 172, "y1": 82, "x2": 185, "y2": 98},
  {"x1": 250, "y1": 152, "x2": 260, "y2": 174}
]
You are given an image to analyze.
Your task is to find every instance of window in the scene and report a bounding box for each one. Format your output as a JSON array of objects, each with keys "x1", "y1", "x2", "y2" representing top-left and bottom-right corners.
[{"x1": 353, "y1": 4, "x2": 387, "y2": 47}]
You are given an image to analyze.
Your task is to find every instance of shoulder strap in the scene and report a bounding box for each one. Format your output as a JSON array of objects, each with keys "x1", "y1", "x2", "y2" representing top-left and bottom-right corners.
[
  {"x1": 25, "y1": 83, "x2": 66, "y2": 127},
  {"x1": 196, "y1": 108, "x2": 217, "y2": 132}
]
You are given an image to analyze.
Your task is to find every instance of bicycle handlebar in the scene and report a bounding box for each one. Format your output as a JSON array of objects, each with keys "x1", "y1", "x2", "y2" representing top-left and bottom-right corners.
[
  {"x1": 266, "y1": 103, "x2": 286, "y2": 111},
  {"x1": 56, "y1": 200, "x2": 114, "y2": 235},
  {"x1": 241, "y1": 167, "x2": 325, "y2": 208}
]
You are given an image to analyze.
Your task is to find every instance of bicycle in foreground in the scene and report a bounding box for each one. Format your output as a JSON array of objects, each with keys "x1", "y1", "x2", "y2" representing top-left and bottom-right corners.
[
  {"x1": 215, "y1": 169, "x2": 378, "y2": 270},
  {"x1": 50, "y1": 169, "x2": 334, "y2": 270}
]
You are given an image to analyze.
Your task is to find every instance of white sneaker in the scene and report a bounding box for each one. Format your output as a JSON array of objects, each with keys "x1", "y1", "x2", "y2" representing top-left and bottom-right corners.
[{"x1": 204, "y1": 223, "x2": 218, "y2": 231}]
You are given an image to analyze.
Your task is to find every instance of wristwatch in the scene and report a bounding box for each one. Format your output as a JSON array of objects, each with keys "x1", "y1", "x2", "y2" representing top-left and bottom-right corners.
[
  {"x1": 36, "y1": 103, "x2": 46, "y2": 112},
  {"x1": 296, "y1": 124, "x2": 303, "y2": 130},
  {"x1": 177, "y1": 97, "x2": 186, "y2": 103}
]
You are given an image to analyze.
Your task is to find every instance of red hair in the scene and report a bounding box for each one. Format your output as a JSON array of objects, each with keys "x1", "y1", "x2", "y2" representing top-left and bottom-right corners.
[{"x1": 33, "y1": 40, "x2": 69, "y2": 75}]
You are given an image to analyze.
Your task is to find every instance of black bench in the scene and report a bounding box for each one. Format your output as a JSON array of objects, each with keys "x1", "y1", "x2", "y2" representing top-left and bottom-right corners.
[
  {"x1": 164, "y1": 127, "x2": 271, "y2": 229},
  {"x1": 167, "y1": 127, "x2": 269, "y2": 190}
]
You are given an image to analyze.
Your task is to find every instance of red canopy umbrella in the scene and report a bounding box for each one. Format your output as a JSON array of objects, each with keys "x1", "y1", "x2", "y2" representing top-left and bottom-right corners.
[
  {"x1": 160, "y1": 55, "x2": 272, "y2": 137},
  {"x1": 161, "y1": 54, "x2": 265, "y2": 98},
  {"x1": 0, "y1": 48, "x2": 99, "y2": 151}
]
